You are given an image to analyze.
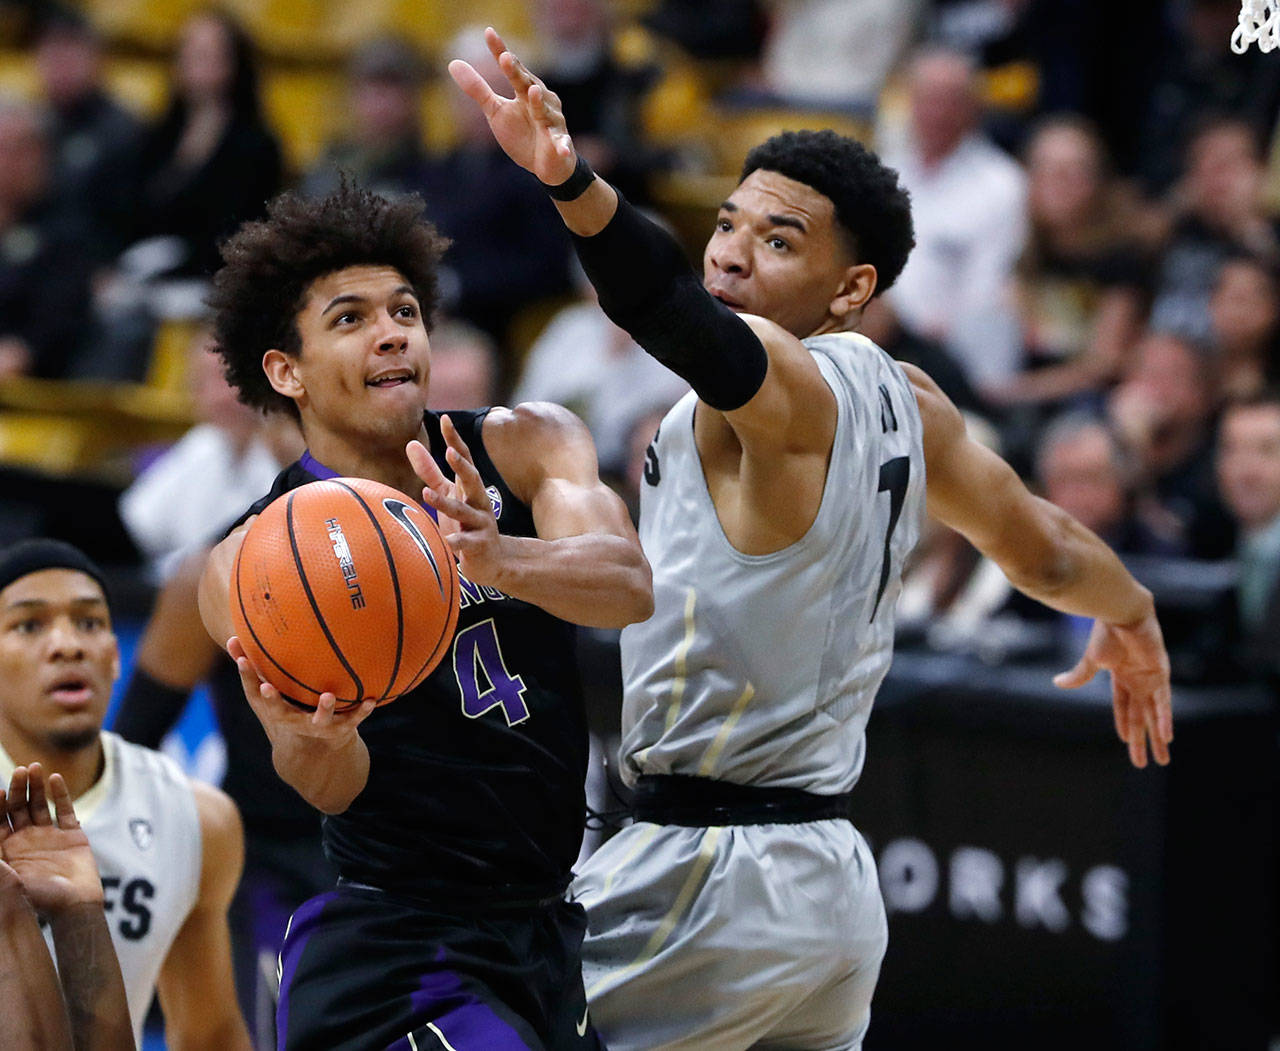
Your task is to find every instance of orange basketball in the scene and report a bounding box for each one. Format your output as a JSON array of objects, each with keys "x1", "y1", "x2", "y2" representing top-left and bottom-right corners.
[{"x1": 231, "y1": 477, "x2": 460, "y2": 711}]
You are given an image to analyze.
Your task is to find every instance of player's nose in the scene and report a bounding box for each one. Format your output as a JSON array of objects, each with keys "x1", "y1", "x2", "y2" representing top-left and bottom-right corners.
[
  {"x1": 710, "y1": 231, "x2": 750, "y2": 275},
  {"x1": 373, "y1": 313, "x2": 410, "y2": 353},
  {"x1": 47, "y1": 618, "x2": 85, "y2": 660}
]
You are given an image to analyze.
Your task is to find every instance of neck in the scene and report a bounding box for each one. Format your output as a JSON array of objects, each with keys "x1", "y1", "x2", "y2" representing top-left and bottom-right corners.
[
  {"x1": 303, "y1": 423, "x2": 432, "y2": 498},
  {"x1": 0, "y1": 725, "x2": 104, "y2": 801}
]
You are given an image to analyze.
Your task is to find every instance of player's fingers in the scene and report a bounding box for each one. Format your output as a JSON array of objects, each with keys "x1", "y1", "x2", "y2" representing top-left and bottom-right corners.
[
  {"x1": 25, "y1": 763, "x2": 50, "y2": 826},
  {"x1": 7, "y1": 768, "x2": 30, "y2": 830},
  {"x1": 1157, "y1": 685, "x2": 1174, "y2": 744},
  {"x1": 47, "y1": 773, "x2": 79, "y2": 830},
  {"x1": 447, "y1": 59, "x2": 504, "y2": 112},
  {"x1": 312, "y1": 693, "x2": 338, "y2": 728},
  {"x1": 1124, "y1": 687, "x2": 1146, "y2": 768},
  {"x1": 351, "y1": 699, "x2": 378, "y2": 726},
  {"x1": 407, "y1": 439, "x2": 447, "y2": 488},
  {"x1": 1052, "y1": 656, "x2": 1096, "y2": 690},
  {"x1": 444, "y1": 447, "x2": 491, "y2": 511}
]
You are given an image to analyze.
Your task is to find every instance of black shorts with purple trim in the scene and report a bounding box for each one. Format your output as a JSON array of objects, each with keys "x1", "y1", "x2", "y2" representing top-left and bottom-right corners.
[{"x1": 275, "y1": 882, "x2": 607, "y2": 1051}]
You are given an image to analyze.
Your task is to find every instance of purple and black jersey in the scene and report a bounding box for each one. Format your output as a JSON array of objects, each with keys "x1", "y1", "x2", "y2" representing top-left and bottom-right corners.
[{"x1": 238, "y1": 409, "x2": 589, "y2": 906}]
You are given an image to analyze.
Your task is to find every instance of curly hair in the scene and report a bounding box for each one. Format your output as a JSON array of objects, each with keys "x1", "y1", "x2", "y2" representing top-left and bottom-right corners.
[
  {"x1": 741, "y1": 130, "x2": 915, "y2": 296},
  {"x1": 207, "y1": 181, "x2": 450, "y2": 415}
]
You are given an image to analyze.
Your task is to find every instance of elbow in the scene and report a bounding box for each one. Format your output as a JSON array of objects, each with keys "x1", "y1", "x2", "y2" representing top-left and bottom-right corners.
[{"x1": 612, "y1": 558, "x2": 654, "y2": 628}]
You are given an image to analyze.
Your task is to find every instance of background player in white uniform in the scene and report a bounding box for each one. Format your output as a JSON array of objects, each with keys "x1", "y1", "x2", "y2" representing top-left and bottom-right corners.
[
  {"x1": 454, "y1": 30, "x2": 1173, "y2": 1051},
  {"x1": 0, "y1": 539, "x2": 252, "y2": 1050}
]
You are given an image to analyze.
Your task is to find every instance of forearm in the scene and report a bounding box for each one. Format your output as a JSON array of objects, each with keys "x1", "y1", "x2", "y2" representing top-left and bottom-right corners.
[
  {"x1": 167, "y1": 1016, "x2": 251, "y2": 1051},
  {"x1": 557, "y1": 180, "x2": 768, "y2": 412},
  {"x1": 493, "y1": 533, "x2": 653, "y2": 628},
  {"x1": 1005, "y1": 503, "x2": 1154, "y2": 626},
  {"x1": 268, "y1": 733, "x2": 369, "y2": 815},
  {"x1": 48, "y1": 903, "x2": 134, "y2": 1051},
  {"x1": 0, "y1": 892, "x2": 74, "y2": 1050}
]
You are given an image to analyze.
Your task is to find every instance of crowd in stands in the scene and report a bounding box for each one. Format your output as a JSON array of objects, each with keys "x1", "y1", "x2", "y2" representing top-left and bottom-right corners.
[{"x1": 0, "y1": 0, "x2": 1276, "y2": 674}]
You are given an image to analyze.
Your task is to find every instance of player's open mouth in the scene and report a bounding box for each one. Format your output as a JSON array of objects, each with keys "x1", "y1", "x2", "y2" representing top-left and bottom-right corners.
[
  {"x1": 48, "y1": 677, "x2": 93, "y2": 706},
  {"x1": 367, "y1": 370, "x2": 415, "y2": 388}
]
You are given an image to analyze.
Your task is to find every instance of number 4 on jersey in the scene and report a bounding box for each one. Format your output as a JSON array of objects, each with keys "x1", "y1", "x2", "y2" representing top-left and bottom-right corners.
[{"x1": 452, "y1": 619, "x2": 531, "y2": 725}]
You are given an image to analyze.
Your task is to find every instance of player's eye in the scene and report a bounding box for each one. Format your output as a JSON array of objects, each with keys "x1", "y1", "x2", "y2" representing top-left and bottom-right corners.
[
  {"x1": 78, "y1": 616, "x2": 106, "y2": 632},
  {"x1": 334, "y1": 312, "x2": 359, "y2": 327},
  {"x1": 715, "y1": 218, "x2": 733, "y2": 233},
  {"x1": 10, "y1": 618, "x2": 41, "y2": 635},
  {"x1": 394, "y1": 304, "x2": 418, "y2": 319},
  {"x1": 766, "y1": 236, "x2": 790, "y2": 251}
]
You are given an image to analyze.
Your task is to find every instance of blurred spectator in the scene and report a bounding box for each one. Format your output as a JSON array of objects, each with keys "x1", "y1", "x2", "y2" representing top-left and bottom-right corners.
[
  {"x1": 992, "y1": 116, "x2": 1145, "y2": 410},
  {"x1": 1208, "y1": 252, "x2": 1280, "y2": 399},
  {"x1": 1108, "y1": 330, "x2": 1235, "y2": 557},
  {"x1": 1036, "y1": 412, "x2": 1182, "y2": 556},
  {"x1": 881, "y1": 47, "x2": 1027, "y2": 394},
  {"x1": 127, "y1": 10, "x2": 282, "y2": 280},
  {"x1": 425, "y1": 319, "x2": 501, "y2": 410},
  {"x1": 32, "y1": 5, "x2": 141, "y2": 264},
  {"x1": 1139, "y1": 0, "x2": 1280, "y2": 194},
  {"x1": 415, "y1": 26, "x2": 572, "y2": 345},
  {"x1": 1148, "y1": 115, "x2": 1278, "y2": 345},
  {"x1": 301, "y1": 36, "x2": 429, "y2": 202},
  {"x1": 1216, "y1": 389, "x2": 1280, "y2": 678},
  {"x1": 860, "y1": 298, "x2": 989, "y2": 421},
  {"x1": 532, "y1": 0, "x2": 662, "y2": 204},
  {"x1": 642, "y1": 0, "x2": 766, "y2": 60},
  {"x1": 0, "y1": 95, "x2": 93, "y2": 379},
  {"x1": 118, "y1": 327, "x2": 299, "y2": 581},
  {"x1": 514, "y1": 262, "x2": 689, "y2": 472},
  {"x1": 759, "y1": 0, "x2": 923, "y2": 112}
]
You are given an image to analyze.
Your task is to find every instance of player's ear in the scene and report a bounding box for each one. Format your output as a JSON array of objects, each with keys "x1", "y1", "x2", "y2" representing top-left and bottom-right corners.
[
  {"x1": 263, "y1": 349, "x2": 305, "y2": 400},
  {"x1": 830, "y1": 263, "x2": 877, "y2": 319}
]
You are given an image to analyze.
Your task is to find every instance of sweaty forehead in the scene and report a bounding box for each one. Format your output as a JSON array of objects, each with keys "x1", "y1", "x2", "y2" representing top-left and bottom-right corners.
[
  {"x1": 730, "y1": 170, "x2": 836, "y2": 228},
  {"x1": 0, "y1": 568, "x2": 107, "y2": 611},
  {"x1": 303, "y1": 265, "x2": 415, "y2": 309}
]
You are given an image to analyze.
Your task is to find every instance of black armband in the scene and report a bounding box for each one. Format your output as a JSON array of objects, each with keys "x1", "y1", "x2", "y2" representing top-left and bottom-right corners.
[
  {"x1": 571, "y1": 192, "x2": 768, "y2": 411},
  {"x1": 110, "y1": 667, "x2": 190, "y2": 749},
  {"x1": 544, "y1": 154, "x2": 596, "y2": 201}
]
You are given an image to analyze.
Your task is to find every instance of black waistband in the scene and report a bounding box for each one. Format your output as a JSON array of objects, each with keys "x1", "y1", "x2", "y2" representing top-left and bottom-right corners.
[
  {"x1": 632, "y1": 774, "x2": 853, "y2": 827},
  {"x1": 335, "y1": 877, "x2": 569, "y2": 913}
]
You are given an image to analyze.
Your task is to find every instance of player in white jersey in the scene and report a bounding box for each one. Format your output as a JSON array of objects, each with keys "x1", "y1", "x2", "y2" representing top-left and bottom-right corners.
[
  {"x1": 454, "y1": 30, "x2": 1173, "y2": 1050},
  {"x1": 0, "y1": 539, "x2": 252, "y2": 1050}
]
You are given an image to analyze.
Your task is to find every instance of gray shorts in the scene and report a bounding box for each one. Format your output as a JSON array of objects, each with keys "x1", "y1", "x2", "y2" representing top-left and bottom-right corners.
[{"x1": 573, "y1": 819, "x2": 887, "y2": 1051}]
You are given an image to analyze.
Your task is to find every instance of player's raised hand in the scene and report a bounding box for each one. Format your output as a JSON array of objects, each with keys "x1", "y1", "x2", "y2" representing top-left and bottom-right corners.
[
  {"x1": 448, "y1": 27, "x2": 577, "y2": 186},
  {"x1": 1053, "y1": 609, "x2": 1173, "y2": 768},
  {"x1": 0, "y1": 764, "x2": 103, "y2": 914},
  {"x1": 228, "y1": 636, "x2": 376, "y2": 745},
  {"x1": 408, "y1": 415, "x2": 506, "y2": 587}
]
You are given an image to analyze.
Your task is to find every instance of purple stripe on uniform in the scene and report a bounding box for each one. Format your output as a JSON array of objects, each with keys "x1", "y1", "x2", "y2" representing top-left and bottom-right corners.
[
  {"x1": 406, "y1": 966, "x2": 536, "y2": 1050},
  {"x1": 299, "y1": 450, "x2": 439, "y2": 522},
  {"x1": 275, "y1": 891, "x2": 340, "y2": 1051}
]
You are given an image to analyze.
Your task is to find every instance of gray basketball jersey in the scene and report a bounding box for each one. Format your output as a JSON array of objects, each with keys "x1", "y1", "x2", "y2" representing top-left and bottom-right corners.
[
  {"x1": 0, "y1": 732, "x2": 203, "y2": 1047},
  {"x1": 619, "y1": 332, "x2": 925, "y2": 794}
]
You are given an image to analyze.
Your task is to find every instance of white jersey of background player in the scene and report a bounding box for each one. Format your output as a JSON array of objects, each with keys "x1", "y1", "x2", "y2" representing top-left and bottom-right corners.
[
  {"x1": 453, "y1": 30, "x2": 1174, "y2": 1051},
  {"x1": 0, "y1": 541, "x2": 252, "y2": 1050}
]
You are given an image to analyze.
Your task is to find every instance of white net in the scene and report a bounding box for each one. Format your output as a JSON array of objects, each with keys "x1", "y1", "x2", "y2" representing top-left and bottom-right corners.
[{"x1": 1234, "y1": 0, "x2": 1280, "y2": 53}]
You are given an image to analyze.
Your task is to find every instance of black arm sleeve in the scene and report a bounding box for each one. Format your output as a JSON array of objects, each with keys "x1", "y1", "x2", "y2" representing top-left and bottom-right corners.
[
  {"x1": 570, "y1": 192, "x2": 769, "y2": 411},
  {"x1": 109, "y1": 668, "x2": 190, "y2": 749}
]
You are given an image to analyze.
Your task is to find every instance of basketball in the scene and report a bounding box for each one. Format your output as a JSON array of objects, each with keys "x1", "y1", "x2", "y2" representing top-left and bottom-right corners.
[{"x1": 230, "y1": 477, "x2": 460, "y2": 711}]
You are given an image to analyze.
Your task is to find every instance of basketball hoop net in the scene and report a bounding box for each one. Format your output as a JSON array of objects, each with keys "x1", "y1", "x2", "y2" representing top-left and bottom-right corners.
[{"x1": 1234, "y1": 0, "x2": 1280, "y2": 53}]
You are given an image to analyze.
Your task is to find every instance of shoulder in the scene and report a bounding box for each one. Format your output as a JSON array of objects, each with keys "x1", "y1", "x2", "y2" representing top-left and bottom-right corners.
[
  {"x1": 900, "y1": 362, "x2": 965, "y2": 454},
  {"x1": 482, "y1": 402, "x2": 600, "y2": 498}
]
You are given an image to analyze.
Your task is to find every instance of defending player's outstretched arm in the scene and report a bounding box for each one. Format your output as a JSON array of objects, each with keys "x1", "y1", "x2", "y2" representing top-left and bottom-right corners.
[
  {"x1": 906, "y1": 364, "x2": 1174, "y2": 769},
  {"x1": 448, "y1": 28, "x2": 839, "y2": 462}
]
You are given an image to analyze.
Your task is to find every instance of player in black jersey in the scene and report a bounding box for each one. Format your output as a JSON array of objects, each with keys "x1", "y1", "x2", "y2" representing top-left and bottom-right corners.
[{"x1": 197, "y1": 183, "x2": 652, "y2": 1051}]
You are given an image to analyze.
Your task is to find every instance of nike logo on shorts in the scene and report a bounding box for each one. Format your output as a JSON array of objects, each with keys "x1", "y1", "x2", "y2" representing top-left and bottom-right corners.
[{"x1": 576, "y1": 1005, "x2": 590, "y2": 1037}]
